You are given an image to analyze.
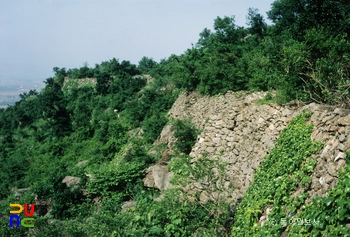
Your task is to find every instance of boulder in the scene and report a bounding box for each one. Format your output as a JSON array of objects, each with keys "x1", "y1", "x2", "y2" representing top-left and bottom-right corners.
[
  {"x1": 62, "y1": 176, "x2": 81, "y2": 189},
  {"x1": 143, "y1": 164, "x2": 173, "y2": 190}
]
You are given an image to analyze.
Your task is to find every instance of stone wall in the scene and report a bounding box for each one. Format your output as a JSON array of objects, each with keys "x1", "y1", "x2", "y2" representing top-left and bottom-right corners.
[
  {"x1": 151, "y1": 90, "x2": 350, "y2": 203},
  {"x1": 63, "y1": 77, "x2": 97, "y2": 90}
]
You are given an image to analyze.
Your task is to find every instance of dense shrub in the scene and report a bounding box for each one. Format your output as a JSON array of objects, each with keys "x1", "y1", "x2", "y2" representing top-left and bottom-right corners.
[{"x1": 172, "y1": 118, "x2": 200, "y2": 154}]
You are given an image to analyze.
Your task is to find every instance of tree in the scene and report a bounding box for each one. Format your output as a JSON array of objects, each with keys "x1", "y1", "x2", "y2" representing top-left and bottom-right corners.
[
  {"x1": 137, "y1": 56, "x2": 157, "y2": 74},
  {"x1": 39, "y1": 77, "x2": 71, "y2": 137},
  {"x1": 19, "y1": 89, "x2": 38, "y2": 102},
  {"x1": 196, "y1": 28, "x2": 212, "y2": 48},
  {"x1": 268, "y1": 0, "x2": 350, "y2": 39},
  {"x1": 246, "y1": 8, "x2": 267, "y2": 37},
  {"x1": 96, "y1": 71, "x2": 112, "y2": 95},
  {"x1": 267, "y1": 0, "x2": 303, "y2": 36},
  {"x1": 168, "y1": 50, "x2": 201, "y2": 91},
  {"x1": 53, "y1": 67, "x2": 67, "y2": 86},
  {"x1": 78, "y1": 62, "x2": 94, "y2": 78},
  {"x1": 213, "y1": 16, "x2": 237, "y2": 43},
  {"x1": 120, "y1": 60, "x2": 139, "y2": 76}
]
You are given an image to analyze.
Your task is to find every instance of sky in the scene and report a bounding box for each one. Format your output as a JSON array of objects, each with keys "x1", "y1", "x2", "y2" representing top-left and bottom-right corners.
[{"x1": 0, "y1": 0, "x2": 275, "y2": 86}]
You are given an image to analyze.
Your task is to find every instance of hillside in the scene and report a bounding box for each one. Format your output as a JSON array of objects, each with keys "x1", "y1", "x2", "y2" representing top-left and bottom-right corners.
[
  {"x1": 1, "y1": 0, "x2": 350, "y2": 236},
  {"x1": 2, "y1": 86, "x2": 349, "y2": 236},
  {"x1": 149, "y1": 90, "x2": 350, "y2": 236}
]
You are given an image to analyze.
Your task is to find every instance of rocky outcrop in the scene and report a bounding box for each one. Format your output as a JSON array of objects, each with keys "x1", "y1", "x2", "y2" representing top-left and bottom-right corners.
[
  {"x1": 143, "y1": 164, "x2": 173, "y2": 190},
  {"x1": 154, "y1": 125, "x2": 177, "y2": 148},
  {"x1": 62, "y1": 176, "x2": 81, "y2": 190},
  {"x1": 11, "y1": 187, "x2": 31, "y2": 200},
  {"x1": 149, "y1": 90, "x2": 349, "y2": 203}
]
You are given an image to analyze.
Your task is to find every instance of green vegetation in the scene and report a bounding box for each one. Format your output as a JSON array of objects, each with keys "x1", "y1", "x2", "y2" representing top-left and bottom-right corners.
[
  {"x1": 231, "y1": 111, "x2": 350, "y2": 236},
  {"x1": 1, "y1": 0, "x2": 350, "y2": 236},
  {"x1": 172, "y1": 118, "x2": 201, "y2": 155},
  {"x1": 0, "y1": 57, "x2": 180, "y2": 236},
  {"x1": 287, "y1": 150, "x2": 350, "y2": 236},
  {"x1": 231, "y1": 111, "x2": 323, "y2": 236}
]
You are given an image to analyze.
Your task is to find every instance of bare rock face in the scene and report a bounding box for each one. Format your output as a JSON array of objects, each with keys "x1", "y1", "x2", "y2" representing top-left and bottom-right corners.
[
  {"x1": 76, "y1": 160, "x2": 89, "y2": 167},
  {"x1": 154, "y1": 125, "x2": 176, "y2": 148},
  {"x1": 143, "y1": 164, "x2": 173, "y2": 190},
  {"x1": 11, "y1": 187, "x2": 32, "y2": 200},
  {"x1": 62, "y1": 176, "x2": 81, "y2": 189},
  {"x1": 155, "y1": 90, "x2": 349, "y2": 203}
]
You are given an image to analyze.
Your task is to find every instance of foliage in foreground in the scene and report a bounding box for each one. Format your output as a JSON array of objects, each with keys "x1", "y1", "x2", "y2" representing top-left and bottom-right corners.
[{"x1": 286, "y1": 151, "x2": 350, "y2": 236}]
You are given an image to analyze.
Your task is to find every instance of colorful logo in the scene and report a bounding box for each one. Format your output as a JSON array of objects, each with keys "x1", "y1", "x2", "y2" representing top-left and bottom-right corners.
[{"x1": 9, "y1": 204, "x2": 35, "y2": 228}]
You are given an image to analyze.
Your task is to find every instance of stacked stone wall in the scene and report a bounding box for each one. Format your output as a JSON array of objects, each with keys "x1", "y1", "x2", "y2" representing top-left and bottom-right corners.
[{"x1": 157, "y1": 91, "x2": 350, "y2": 202}]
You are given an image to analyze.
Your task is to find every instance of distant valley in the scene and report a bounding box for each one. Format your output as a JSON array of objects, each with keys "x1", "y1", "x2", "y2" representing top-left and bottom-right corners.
[{"x1": 0, "y1": 83, "x2": 44, "y2": 108}]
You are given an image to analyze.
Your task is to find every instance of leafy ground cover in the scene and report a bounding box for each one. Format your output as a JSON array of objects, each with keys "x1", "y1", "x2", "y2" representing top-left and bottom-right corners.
[{"x1": 231, "y1": 111, "x2": 350, "y2": 236}]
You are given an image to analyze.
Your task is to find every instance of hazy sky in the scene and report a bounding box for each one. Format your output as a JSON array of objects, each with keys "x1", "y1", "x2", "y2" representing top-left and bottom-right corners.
[{"x1": 0, "y1": 0, "x2": 275, "y2": 86}]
